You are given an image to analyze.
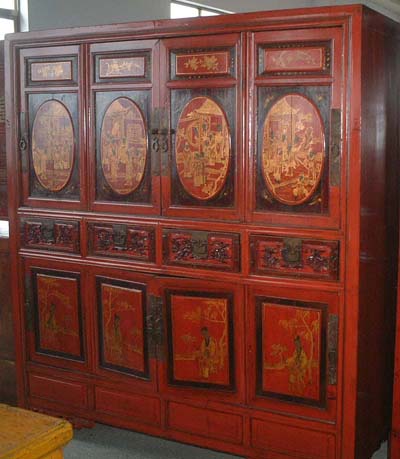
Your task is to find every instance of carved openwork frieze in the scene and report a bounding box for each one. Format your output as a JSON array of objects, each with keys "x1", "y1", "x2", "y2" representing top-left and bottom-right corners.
[
  {"x1": 250, "y1": 234, "x2": 339, "y2": 280},
  {"x1": 21, "y1": 217, "x2": 80, "y2": 253},
  {"x1": 88, "y1": 223, "x2": 155, "y2": 262},
  {"x1": 163, "y1": 229, "x2": 240, "y2": 272}
]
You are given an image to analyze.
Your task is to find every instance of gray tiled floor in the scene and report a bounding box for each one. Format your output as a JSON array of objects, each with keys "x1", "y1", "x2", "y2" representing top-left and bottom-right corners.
[{"x1": 64, "y1": 423, "x2": 388, "y2": 459}]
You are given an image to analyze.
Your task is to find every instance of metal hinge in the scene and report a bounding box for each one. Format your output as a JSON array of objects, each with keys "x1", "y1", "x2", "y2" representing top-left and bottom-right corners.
[
  {"x1": 328, "y1": 313, "x2": 339, "y2": 385},
  {"x1": 19, "y1": 112, "x2": 29, "y2": 174},
  {"x1": 147, "y1": 295, "x2": 164, "y2": 360},
  {"x1": 24, "y1": 273, "x2": 34, "y2": 332},
  {"x1": 150, "y1": 108, "x2": 174, "y2": 177}
]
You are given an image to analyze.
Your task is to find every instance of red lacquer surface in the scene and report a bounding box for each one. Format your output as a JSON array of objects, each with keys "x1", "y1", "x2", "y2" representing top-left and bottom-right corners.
[
  {"x1": 36, "y1": 273, "x2": 81, "y2": 357},
  {"x1": 262, "y1": 302, "x2": 321, "y2": 401},
  {"x1": 170, "y1": 294, "x2": 230, "y2": 386},
  {"x1": 100, "y1": 283, "x2": 145, "y2": 373},
  {"x1": 176, "y1": 51, "x2": 230, "y2": 76}
]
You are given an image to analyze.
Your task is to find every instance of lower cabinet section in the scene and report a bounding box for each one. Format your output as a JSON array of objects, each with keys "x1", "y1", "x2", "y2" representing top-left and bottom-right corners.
[
  {"x1": 166, "y1": 401, "x2": 243, "y2": 445},
  {"x1": 95, "y1": 386, "x2": 161, "y2": 426},
  {"x1": 251, "y1": 418, "x2": 336, "y2": 459},
  {"x1": 22, "y1": 257, "x2": 339, "y2": 458},
  {"x1": 28, "y1": 372, "x2": 89, "y2": 409}
]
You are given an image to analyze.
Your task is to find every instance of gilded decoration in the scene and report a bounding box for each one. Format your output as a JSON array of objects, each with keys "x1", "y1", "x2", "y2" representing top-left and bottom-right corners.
[
  {"x1": 36, "y1": 274, "x2": 81, "y2": 357},
  {"x1": 261, "y1": 94, "x2": 325, "y2": 205},
  {"x1": 31, "y1": 61, "x2": 72, "y2": 81},
  {"x1": 32, "y1": 100, "x2": 75, "y2": 192},
  {"x1": 262, "y1": 302, "x2": 321, "y2": 401},
  {"x1": 99, "y1": 57, "x2": 146, "y2": 78},
  {"x1": 101, "y1": 97, "x2": 147, "y2": 195},
  {"x1": 175, "y1": 96, "x2": 231, "y2": 200},
  {"x1": 264, "y1": 47, "x2": 324, "y2": 73},
  {"x1": 171, "y1": 295, "x2": 230, "y2": 385},
  {"x1": 176, "y1": 51, "x2": 229, "y2": 76},
  {"x1": 101, "y1": 283, "x2": 145, "y2": 372}
]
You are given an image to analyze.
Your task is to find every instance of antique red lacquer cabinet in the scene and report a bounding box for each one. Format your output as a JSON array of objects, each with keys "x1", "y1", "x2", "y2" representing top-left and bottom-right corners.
[{"x1": 5, "y1": 5, "x2": 400, "y2": 459}]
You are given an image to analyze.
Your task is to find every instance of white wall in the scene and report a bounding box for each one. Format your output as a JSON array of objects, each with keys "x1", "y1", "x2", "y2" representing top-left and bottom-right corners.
[{"x1": 27, "y1": 0, "x2": 400, "y2": 30}]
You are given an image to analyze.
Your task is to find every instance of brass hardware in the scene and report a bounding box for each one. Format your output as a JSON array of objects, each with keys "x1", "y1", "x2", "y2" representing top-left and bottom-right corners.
[
  {"x1": 191, "y1": 231, "x2": 209, "y2": 259},
  {"x1": 150, "y1": 108, "x2": 172, "y2": 177},
  {"x1": 281, "y1": 238, "x2": 303, "y2": 268},
  {"x1": 330, "y1": 109, "x2": 342, "y2": 187},
  {"x1": 112, "y1": 224, "x2": 127, "y2": 250},
  {"x1": 19, "y1": 138, "x2": 27, "y2": 151},
  {"x1": 19, "y1": 112, "x2": 29, "y2": 173},
  {"x1": 147, "y1": 295, "x2": 164, "y2": 359},
  {"x1": 328, "y1": 313, "x2": 339, "y2": 385}
]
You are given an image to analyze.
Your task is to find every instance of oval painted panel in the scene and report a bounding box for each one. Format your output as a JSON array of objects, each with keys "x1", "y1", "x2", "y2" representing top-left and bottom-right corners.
[
  {"x1": 101, "y1": 97, "x2": 147, "y2": 196},
  {"x1": 32, "y1": 100, "x2": 75, "y2": 192},
  {"x1": 261, "y1": 94, "x2": 325, "y2": 205},
  {"x1": 175, "y1": 96, "x2": 231, "y2": 201}
]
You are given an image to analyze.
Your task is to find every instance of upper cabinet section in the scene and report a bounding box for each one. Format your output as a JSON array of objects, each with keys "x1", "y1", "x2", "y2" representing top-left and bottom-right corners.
[
  {"x1": 89, "y1": 40, "x2": 160, "y2": 216},
  {"x1": 19, "y1": 46, "x2": 85, "y2": 210},
  {"x1": 159, "y1": 34, "x2": 243, "y2": 221},
  {"x1": 15, "y1": 25, "x2": 345, "y2": 228},
  {"x1": 247, "y1": 27, "x2": 344, "y2": 229}
]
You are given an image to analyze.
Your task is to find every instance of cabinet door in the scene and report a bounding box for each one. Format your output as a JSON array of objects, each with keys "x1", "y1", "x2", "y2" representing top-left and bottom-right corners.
[
  {"x1": 23, "y1": 257, "x2": 90, "y2": 372},
  {"x1": 248, "y1": 27, "x2": 344, "y2": 229},
  {"x1": 19, "y1": 46, "x2": 85, "y2": 210},
  {"x1": 89, "y1": 40, "x2": 160, "y2": 215},
  {"x1": 247, "y1": 284, "x2": 340, "y2": 421},
  {"x1": 89, "y1": 266, "x2": 158, "y2": 395},
  {"x1": 159, "y1": 34, "x2": 243, "y2": 221},
  {"x1": 155, "y1": 276, "x2": 245, "y2": 405}
]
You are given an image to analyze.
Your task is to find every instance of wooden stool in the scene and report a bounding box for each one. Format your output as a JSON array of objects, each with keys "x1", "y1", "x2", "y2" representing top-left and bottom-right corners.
[{"x1": 0, "y1": 404, "x2": 73, "y2": 459}]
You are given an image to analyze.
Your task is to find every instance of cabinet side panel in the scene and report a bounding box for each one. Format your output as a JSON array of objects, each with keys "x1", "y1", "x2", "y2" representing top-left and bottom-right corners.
[
  {"x1": 0, "y1": 42, "x2": 7, "y2": 218},
  {"x1": 356, "y1": 9, "x2": 400, "y2": 459}
]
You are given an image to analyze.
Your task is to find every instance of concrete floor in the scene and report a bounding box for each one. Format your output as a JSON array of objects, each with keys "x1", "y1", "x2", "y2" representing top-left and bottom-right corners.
[{"x1": 64, "y1": 423, "x2": 388, "y2": 459}]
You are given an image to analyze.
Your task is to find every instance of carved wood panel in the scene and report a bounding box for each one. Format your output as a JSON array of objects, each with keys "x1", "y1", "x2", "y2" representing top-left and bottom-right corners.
[
  {"x1": 250, "y1": 234, "x2": 339, "y2": 280},
  {"x1": 20, "y1": 217, "x2": 80, "y2": 254},
  {"x1": 163, "y1": 228, "x2": 240, "y2": 272},
  {"x1": 88, "y1": 222, "x2": 155, "y2": 262}
]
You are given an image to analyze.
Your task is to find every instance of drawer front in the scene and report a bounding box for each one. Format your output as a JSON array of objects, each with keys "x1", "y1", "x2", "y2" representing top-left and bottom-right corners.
[
  {"x1": 20, "y1": 217, "x2": 80, "y2": 254},
  {"x1": 251, "y1": 417, "x2": 335, "y2": 458},
  {"x1": 250, "y1": 234, "x2": 339, "y2": 280},
  {"x1": 28, "y1": 373, "x2": 88, "y2": 408},
  {"x1": 167, "y1": 401, "x2": 243, "y2": 445},
  {"x1": 88, "y1": 222, "x2": 156, "y2": 263},
  {"x1": 162, "y1": 228, "x2": 240, "y2": 272},
  {"x1": 95, "y1": 387, "x2": 161, "y2": 426}
]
